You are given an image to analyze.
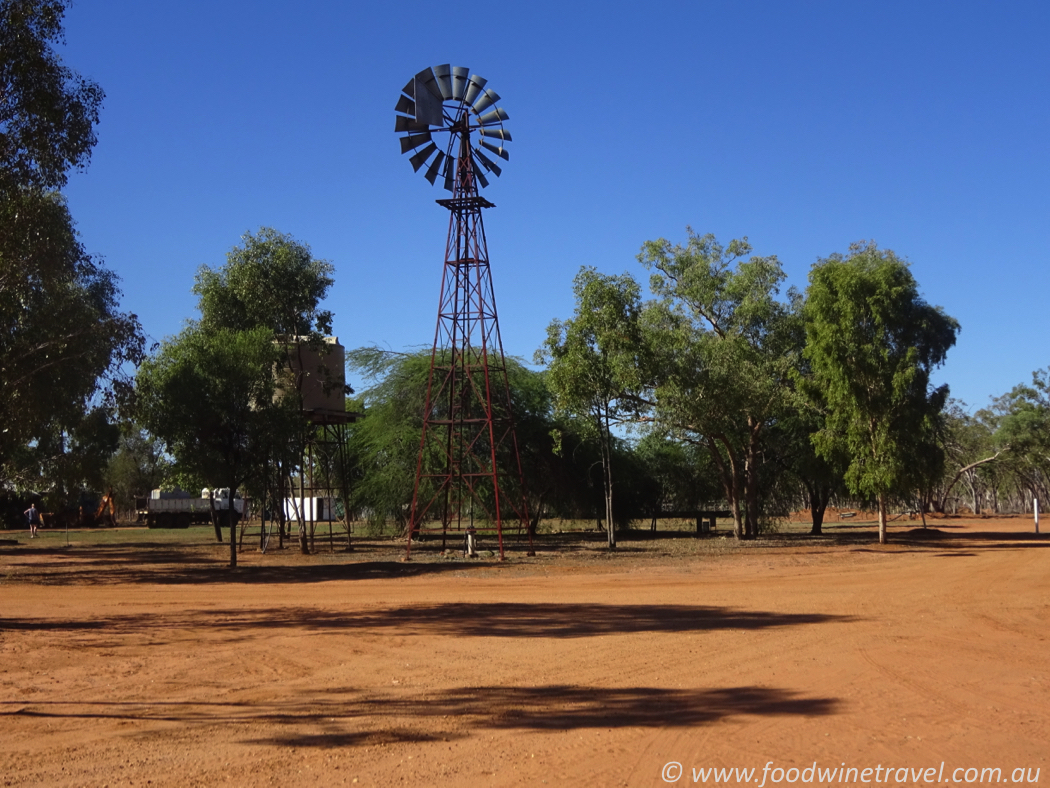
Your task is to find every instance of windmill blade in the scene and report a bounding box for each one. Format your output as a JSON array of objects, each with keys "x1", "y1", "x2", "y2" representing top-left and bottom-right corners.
[
  {"x1": 478, "y1": 127, "x2": 512, "y2": 142},
  {"x1": 473, "y1": 162, "x2": 490, "y2": 189},
  {"x1": 474, "y1": 147, "x2": 502, "y2": 177},
  {"x1": 432, "y1": 64, "x2": 454, "y2": 100},
  {"x1": 450, "y1": 66, "x2": 469, "y2": 100},
  {"x1": 480, "y1": 140, "x2": 510, "y2": 161},
  {"x1": 477, "y1": 107, "x2": 509, "y2": 125},
  {"x1": 401, "y1": 79, "x2": 414, "y2": 99},
  {"x1": 443, "y1": 161, "x2": 455, "y2": 192},
  {"x1": 395, "y1": 115, "x2": 429, "y2": 133},
  {"x1": 399, "y1": 132, "x2": 432, "y2": 154},
  {"x1": 416, "y1": 67, "x2": 440, "y2": 96},
  {"x1": 414, "y1": 68, "x2": 444, "y2": 126},
  {"x1": 424, "y1": 150, "x2": 446, "y2": 185},
  {"x1": 472, "y1": 88, "x2": 500, "y2": 114},
  {"x1": 409, "y1": 142, "x2": 437, "y2": 172},
  {"x1": 394, "y1": 95, "x2": 415, "y2": 116},
  {"x1": 463, "y1": 74, "x2": 487, "y2": 106}
]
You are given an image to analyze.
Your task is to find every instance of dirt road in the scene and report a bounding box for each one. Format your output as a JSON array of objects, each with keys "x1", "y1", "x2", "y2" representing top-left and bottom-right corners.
[{"x1": 1, "y1": 518, "x2": 1047, "y2": 786}]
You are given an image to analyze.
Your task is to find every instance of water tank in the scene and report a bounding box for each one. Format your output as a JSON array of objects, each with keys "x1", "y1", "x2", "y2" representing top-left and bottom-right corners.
[{"x1": 278, "y1": 336, "x2": 346, "y2": 415}]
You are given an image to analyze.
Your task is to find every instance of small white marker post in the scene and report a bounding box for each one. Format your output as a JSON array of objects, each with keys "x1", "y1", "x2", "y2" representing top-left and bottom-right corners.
[{"x1": 1035, "y1": 498, "x2": 1040, "y2": 535}]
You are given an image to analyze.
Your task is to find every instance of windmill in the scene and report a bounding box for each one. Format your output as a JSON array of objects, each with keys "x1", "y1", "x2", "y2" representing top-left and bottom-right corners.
[{"x1": 395, "y1": 65, "x2": 531, "y2": 560}]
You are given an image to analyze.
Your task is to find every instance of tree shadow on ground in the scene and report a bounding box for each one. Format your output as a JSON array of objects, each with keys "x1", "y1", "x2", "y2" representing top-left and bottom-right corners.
[
  {"x1": 750, "y1": 528, "x2": 1050, "y2": 551},
  {"x1": 3, "y1": 684, "x2": 839, "y2": 744},
  {"x1": 0, "y1": 547, "x2": 507, "y2": 585},
  {"x1": 0, "y1": 601, "x2": 852, "y2": 639}
]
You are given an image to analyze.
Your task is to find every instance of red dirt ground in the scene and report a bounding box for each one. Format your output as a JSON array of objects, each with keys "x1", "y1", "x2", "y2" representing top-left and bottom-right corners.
[{"x1": 1, "y1": 515, "x2": 1047, "y2": 787}]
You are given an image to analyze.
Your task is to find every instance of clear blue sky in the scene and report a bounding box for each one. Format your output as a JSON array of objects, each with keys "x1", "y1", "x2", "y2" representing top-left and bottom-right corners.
[{"x1": 60, "y1": 1, "x2": 1049, "y2": 410}]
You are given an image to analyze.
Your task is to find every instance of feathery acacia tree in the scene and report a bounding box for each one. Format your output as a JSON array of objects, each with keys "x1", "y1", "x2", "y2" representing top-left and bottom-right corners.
[
  {"x1": 347, "y1": 347, "x2": 563, "y2": 536},
  {"x1": 803, "y1": 242, "x2": 959, "y2": 544}
]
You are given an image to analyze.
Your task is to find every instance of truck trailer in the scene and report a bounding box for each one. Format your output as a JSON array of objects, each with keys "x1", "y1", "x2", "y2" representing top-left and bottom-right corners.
[{"x1": 139, "y1": 489, "x2": 244, "y2": 528}]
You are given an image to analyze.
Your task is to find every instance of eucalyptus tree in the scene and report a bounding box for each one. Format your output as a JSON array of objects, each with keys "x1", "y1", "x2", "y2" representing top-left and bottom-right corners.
[
  {"x1": 803, "y1": 242, "x2": 959, "y2": 544},
  {"x1": 0, "y1": 191, "x2": 143, "y2": 486},
  {"x1": 136, "y1": 326, "x2": 297, "y2": 567},
  {"x1": 344, "y1": 348, "x2": 432, "y2": 531},
  {"x1": 105, "y1": 425, "x2": 171, "y2": 509},
  {"x1": 634, "y1": 433, "x2": 721, "y2": 519},
  {"x1": 538, "y1": 268, "x2": 649, "y2": 548},
  {"x1": 925, "y1": 400, "x2": 1003, "y2": 514},
  {"x1": 987, "y1": 369, "x2": 1050, "y2": 511},
  {"x1": 192, "y1": 227, "x2": 338, "y2": 552},
  {"x1": 0, "y1": 0, "x2": 103, "y2": 194},
  {"x1": 193, "y1": 227, "x2": 334, "y2": 340},
  {"x1": 763, "y1": 401, "x2": 845, "y2": 535},
  {"x1": 0, "y1": 1, "x2": 143, "y2": 488},
  {"x1": 638, "y1": 230, "x2": 803, "y2": 539}
]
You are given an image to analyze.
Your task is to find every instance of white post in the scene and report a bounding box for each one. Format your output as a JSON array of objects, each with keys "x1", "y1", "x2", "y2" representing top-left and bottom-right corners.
[{"x1": 1035, "y1": 498, "x2": 1040, "y2": 535}]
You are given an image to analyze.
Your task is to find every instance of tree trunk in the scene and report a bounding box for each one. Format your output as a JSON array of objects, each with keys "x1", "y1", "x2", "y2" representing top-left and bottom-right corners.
[
  {"x1": 602, "y1": 410, "x2": 615, "y2": 550},
  {"x1": 259, "y1": 461, "x2": 269, "y2": 551},
  {"x1": 966, "y1": 475, "x2": 978, "y2": 515},
  {"x1": 528, "y1": 495, "x2": 545, "y2": 538},
  {"x1": 210, "y1": 489, "x2": 222, "y2": 543},
  {"x1": 878, "y1": 493, "x2": 888, "y2": 545},
  {"x1": 228, "y1": 482, "x2": 238, "y2": 567},
  {"x1": 807, "y1": 482, "x2": 829, "y2": 536},
  {"x1": 708, "y1": 436, "x2": 744, "y2": 540},
  {"x1": 743, "y1": 458, "x2": 759, "y2": 538},
  {"x1": 298, "y1": 448, "x2": 310, "y2": 555},
  {"x1": 277, "y1": 461, "x2": 286, "y2": 548},
  {"x1": 742, "y1": 423, "x2": 761, "y2": 538}
]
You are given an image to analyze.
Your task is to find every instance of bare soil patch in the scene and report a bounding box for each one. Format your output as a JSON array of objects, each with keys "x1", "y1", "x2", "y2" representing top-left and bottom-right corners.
[{"x1": 1, "y1": 516, "x2": 1047, "y2": 786}]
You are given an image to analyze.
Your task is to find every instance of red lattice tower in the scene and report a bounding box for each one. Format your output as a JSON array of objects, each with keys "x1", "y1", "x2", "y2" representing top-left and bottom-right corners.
[{"x1": 395, "y1": 65, "x2": 531, "y2": 559}]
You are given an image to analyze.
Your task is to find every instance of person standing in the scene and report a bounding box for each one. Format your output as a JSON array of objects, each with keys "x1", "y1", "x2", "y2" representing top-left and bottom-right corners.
[{"x1": 24, "y1": 503, "x2": 40, "y2": 538}]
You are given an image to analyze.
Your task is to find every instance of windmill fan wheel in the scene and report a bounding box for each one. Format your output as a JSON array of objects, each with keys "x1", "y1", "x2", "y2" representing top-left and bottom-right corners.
[{"x1": 394, "y1": 64, "x2": 512, "y2": 191}]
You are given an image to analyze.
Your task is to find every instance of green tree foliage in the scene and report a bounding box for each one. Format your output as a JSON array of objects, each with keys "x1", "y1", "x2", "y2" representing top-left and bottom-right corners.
[
  {"x1": 634, "y1": 433, "x2": 721, "y2": 517},
  {"x1": 136, "y1": 326, "x2": 295, "y2": 566},
  {"x1": 638, "y1": 230, "x2": 802, "y2": 539},
  {"x1": 0, "y1": 0, "x2": 103, "y2": 193},
  {"x1": 0, "y1": 174, "x2": 143, "y2": 488},
  {"x1": 0, "y1": 0, "x2": 142, "y2": 497},
  {"x1": 539, "y1": 268, "x2": 648, "y2": 548},
  {"x1": 910, "y1": 399, "x2": 995, "y2": 516},
  {"x1": 345, "y1": 348, "x2": 431, "y2": 531},
  {"x1": 193, "y1": 227, "x2": 334, "y2": 339},
  {"x1": 191, "y1": 227, "x2": 340, "y2": 553},
  {"x1": 105, "y1": 426, "x2": 171, "y2": 510},
  {"x1": 39, "y1": 405, "x2": 117, "y2": 502},
  {"x1": 763, "y1": 400, "x2": 845, "y2": 535},
  {"x1": 803, "y1": 242, "x2": 959, "y2": 543},
  {"x1": 986, "y1": 369, "x2": 1050, "y2": 508}
]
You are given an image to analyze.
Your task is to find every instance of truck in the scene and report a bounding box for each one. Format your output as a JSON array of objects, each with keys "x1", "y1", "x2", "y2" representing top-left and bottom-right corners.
[{"x1": 138, "y1": 489, "x2": 244, "y2": 529}]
